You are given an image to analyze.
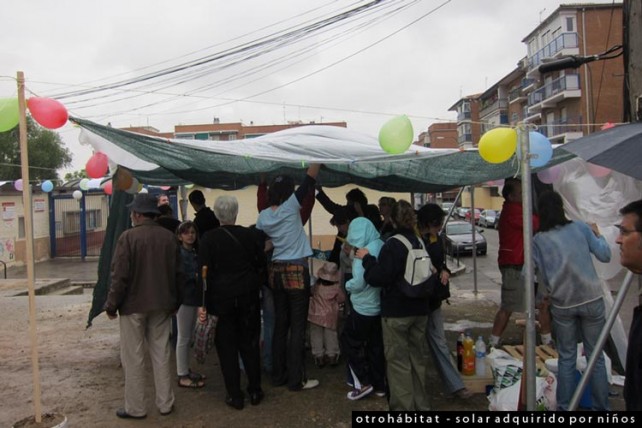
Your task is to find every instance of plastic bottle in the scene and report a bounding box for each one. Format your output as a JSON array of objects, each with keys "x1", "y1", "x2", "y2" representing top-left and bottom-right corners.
[
  {"x1": 475, "y1": 336, "x2": 487, "y2": 377},
  {"x1": 462, "y1": 332, "x2": 475, "y2": 376},
  {"x1": 456, "y1": 333, "x2": 464, "y2": 372}
]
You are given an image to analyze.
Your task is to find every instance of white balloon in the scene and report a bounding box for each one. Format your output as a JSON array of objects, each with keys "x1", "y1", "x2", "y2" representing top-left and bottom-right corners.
[
  {"x1": 79, "y1": 178, "x2": 90, "y2": 190},
  {"x1": 72, "y1": 190, "x2": 83, "y2": 200},
  {"x1": 87, "y1": 178, "x2": 101, "y2": 189}
]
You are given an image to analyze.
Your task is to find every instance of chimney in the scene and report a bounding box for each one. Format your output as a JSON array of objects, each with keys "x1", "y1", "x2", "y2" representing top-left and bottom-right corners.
[{"x1": 213, "y1": 117, "x2": 220, "y2": 124}]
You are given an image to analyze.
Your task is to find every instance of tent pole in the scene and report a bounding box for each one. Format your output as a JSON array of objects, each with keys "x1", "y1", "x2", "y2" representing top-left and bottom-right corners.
[
  {"x1": 518, "y1": 125, "x2": 537, "y2": 410},
  {"x1": 569, "y1": 270, "x2": 635, "y2": 410},
  {"x1": 470, "y1": 185, "x2": 478, "y2": 295},
  {"x1": 17, "y1": 71, "x2": 43, "y2": 423}
]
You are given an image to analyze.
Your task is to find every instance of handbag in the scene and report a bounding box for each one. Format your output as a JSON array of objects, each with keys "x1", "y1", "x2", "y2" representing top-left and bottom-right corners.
[{"x1": 193, "y1": 265, "x2": 217, "y2": 364}]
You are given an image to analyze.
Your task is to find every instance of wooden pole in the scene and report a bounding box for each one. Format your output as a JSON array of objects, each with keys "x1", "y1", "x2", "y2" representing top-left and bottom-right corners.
[{"x1": 17, "y1": 71, "x2": 43, "y2": 423}]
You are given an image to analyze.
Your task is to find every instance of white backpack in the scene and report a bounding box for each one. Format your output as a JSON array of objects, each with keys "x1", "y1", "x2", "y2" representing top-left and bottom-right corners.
[{"x1": 391, "y1": 234, "x2": 435, "y2": 298}]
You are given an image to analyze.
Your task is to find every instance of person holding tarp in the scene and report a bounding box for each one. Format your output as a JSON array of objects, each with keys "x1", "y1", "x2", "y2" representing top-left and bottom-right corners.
[
  {"x1": 256, "y1": 164, "x2": 321, "y2": 391},
  {"x1": 531, "y1": 190, "x2": 611, "y2": 411},
  {"x1": 355, "y1": 200, "x2": 432, "y2": 411},
  {"x1": 616, "y1": 199, "x2": 642, "y2": 411}
]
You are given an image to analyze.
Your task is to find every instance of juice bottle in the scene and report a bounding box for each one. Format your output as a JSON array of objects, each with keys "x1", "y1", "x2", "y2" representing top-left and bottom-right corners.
[{"x1": 462, "y1": 332, "x2": 475, "y2": 376}]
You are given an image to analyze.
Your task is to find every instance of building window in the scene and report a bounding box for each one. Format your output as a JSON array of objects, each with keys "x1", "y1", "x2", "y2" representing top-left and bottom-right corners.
[
  {"x1": 63, "y1": 209, "x2": 102, "y2": 235},
  {"x1": 490, "y1": 188, "x2": 500, "y2": 197},
  {"x1": 566, "y1": 17, "x2": 574, "y2": 32},
  {"x1": 18, "y1": 217, "x2": 25, "y2": 239}
]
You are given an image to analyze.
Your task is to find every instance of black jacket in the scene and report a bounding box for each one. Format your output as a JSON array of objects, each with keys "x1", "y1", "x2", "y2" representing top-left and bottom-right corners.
[
  {"x1": 198, "y1": 225, "x2": 266, "y2": 315},
  {"x1": 362, "y1": 228, "x2": 431, "y2": 318}
]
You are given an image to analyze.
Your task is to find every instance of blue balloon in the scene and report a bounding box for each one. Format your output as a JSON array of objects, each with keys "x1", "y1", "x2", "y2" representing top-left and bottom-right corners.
[
  {"x1": 517, "y1": 131, "x2": 553, "y2": 167},
  {"x1": 41, "y1": 180, "x2": 54, "y2": 192}
]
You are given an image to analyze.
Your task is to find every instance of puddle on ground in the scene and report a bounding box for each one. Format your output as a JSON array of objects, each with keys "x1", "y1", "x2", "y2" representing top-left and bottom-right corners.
[{"x1": 444, "y1": 320, "x2": 494, "y2": 332}]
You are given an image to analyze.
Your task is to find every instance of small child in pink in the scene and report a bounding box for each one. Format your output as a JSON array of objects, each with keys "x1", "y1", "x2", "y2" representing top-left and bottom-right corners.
[{"x1": 308, "y1": 262, "x2": 346, "y2": 367}]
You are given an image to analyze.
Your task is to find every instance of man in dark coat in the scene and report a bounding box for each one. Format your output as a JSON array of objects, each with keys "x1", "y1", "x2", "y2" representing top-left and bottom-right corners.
[{"x1": 188, "y1": 190, "x2": 220, "y2": 237}]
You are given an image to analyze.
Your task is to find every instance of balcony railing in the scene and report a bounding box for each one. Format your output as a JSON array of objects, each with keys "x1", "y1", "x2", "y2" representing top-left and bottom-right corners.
[
  {"x1": 457, "y1": 111, "x2": 471, "y2": 121},
  {"x1": 528, "y1": 73, "x2": 580, "y2": 107},
  {"x1": 480, "y1": 99, "x2": 508, "y2": 118},
  {"x1": 528, "y1": 33, "x2": 579, "y2": 69},
  {"x1": 541, "y1": 116, "x2": 584, "y2": 137}
]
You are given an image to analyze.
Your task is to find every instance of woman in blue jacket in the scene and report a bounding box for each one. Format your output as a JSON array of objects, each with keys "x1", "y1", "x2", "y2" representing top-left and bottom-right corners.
[{"x1": 532, "y1": 191, "x2": 611, "y2": 411}]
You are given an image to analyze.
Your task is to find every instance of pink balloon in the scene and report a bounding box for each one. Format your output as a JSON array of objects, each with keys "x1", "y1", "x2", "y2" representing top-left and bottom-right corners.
[
  {"x1": 537, "y1": 165, "x2": 562, "y2": 184},
  {"x1": 85, "y1": 152, "x2": 109, "y2": 179},
  {"x1": 102, "y1": 180, "x2": 113, "y2": 195},
  {"x1": 27, "y1": 97, "x2": 68, "y2": 129},
  {"x1": 600, "y1": 122, "x2": 615, "y2": 130},
  {"x1": 14, "y1": 179, "x2": 23, "y2": 191},
  {"x1": 160, "y1": 186, "x2": 171, "y2": 190},
  {"x1": 587, "y1": 162, "x2": 611, "y2": 178}
]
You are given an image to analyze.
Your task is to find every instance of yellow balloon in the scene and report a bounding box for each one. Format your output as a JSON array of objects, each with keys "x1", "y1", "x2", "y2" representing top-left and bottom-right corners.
[{"x1": 478, "y1": 127, "x2": 518, "y2": 164}]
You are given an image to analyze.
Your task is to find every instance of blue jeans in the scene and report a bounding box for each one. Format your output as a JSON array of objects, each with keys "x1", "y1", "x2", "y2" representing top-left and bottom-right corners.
[
  {"x1": 426, "y1": 306, "x2": 465, "y2": 394},
  {"x1": 550, "y1": 299, "x2": 609, "y2": 410}
]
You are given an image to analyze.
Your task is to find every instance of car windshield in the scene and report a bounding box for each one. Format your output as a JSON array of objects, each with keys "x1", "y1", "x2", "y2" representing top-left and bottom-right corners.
[
  {"x1": 485, "y1": 210, "x2": 496, "y2": 216},
  {"x1": 446, "y1": 223, "x2": 474, "y2": 235}
]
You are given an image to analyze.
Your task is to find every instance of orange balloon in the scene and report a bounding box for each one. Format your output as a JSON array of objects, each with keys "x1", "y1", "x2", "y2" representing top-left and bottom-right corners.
[{"x1": 115, "y1": 169, "x2": 133, "y2": 191}]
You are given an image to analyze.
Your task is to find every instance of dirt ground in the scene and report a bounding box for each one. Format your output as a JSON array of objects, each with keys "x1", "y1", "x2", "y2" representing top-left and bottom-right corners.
[{"x1": 0, "y1": 289, "x2": 625, "y2": 427}]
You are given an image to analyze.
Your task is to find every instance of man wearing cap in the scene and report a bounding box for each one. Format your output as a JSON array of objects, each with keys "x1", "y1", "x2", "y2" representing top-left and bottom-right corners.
[
  {"x1": 616, "y1": 199, "x2": 642, "y2": 410},
  {"x1": 104, "y1": 193, "x2": 185, "y2": 419},
  {"x1": 188, "y1": 190, "x2": 220, "y2": 237}
]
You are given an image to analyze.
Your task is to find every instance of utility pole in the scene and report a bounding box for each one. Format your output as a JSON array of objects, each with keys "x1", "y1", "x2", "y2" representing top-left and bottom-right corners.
[{"x1": 624, "y1": 0, "x2": 642, "y2": 121}]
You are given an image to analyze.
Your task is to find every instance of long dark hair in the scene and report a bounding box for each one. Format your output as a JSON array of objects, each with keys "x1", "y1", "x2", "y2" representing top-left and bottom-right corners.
[
  {"x1": 267, "y1": 175, "x2": 295, "y2": 206},
  {"x1": 537, "y1": 190, "x2": 571, "y2": 232}
]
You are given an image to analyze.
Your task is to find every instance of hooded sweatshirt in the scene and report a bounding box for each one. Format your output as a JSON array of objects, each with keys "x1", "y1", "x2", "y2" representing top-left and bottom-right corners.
[{"x1": 345, "y1": 218, "x2": 384, "y2": 316}]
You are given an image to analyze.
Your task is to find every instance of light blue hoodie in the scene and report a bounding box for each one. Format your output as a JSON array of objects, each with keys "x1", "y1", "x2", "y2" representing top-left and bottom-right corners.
[{"x1": 345, "y1": 218, "x2": 384, "y2": 316}]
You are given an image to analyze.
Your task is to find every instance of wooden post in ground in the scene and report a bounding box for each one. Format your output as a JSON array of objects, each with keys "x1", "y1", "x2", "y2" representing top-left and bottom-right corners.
[{"x1": 17, "y1": 70, "x2": 43, "y2": 423}]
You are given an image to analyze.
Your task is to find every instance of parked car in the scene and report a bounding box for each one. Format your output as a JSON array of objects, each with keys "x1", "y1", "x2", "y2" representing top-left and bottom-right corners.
[
  {"x1": 456, "y1": 207, "x2": 469, "y2": 219},
  {"x1": 479, "y1": 209, "x2": 498, "y2": 228},
  {"x1": 464, "y1": 208, "x2": 481, "y2": 224},
  {"x1": 441, "y1": 202, "x2": 455, "y2": 215},
  {"x1": 443, "y1": 221, "x2": 487, "y2": 256}
]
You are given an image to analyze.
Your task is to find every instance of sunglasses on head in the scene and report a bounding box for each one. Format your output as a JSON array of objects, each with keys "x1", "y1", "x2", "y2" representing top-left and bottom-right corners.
[{"x1": 317, "y1": 278, "x2": 337, "y2": 285}]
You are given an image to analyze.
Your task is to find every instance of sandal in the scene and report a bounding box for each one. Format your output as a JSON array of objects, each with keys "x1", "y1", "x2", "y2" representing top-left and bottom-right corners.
[
  {"x1": 178, "y1": 375, "x2": 205, "y2": 389},
  {"x1": 188, "y1": 369, "x2": 206, "y2": 381}
]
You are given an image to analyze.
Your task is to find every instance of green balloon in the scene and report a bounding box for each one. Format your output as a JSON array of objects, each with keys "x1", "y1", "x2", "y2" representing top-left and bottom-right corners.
[
  {"x1": 0, "y1": 98, "x2": 20, "y2": 132},
  {"x1": 378, "y1": 115, "x2": 414, "y2": 154}
]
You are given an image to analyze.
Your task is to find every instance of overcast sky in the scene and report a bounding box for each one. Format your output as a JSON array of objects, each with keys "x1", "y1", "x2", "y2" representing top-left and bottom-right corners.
[{"x1": 1, "y1": 0, "x2": 601, "y2": 177}]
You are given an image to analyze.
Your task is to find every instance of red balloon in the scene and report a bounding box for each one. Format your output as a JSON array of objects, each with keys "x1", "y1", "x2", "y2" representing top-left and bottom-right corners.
[
  {"x1": 27, "y1": 97, "x2": 68, "y2": 129},
  {"x1": 103, "y1": 180, "x2": 113, "y2": 195},
  {"x1": 85, "y1": 152, "x2": 109, "y2": 178}
]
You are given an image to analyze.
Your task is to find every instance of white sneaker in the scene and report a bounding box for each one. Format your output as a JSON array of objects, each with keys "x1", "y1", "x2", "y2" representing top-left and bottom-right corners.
[
  {"x1": 302, "y1": 379, "x2": 320, "y2": 390},
  {"x1": 347, "y1": 385, "x2": 373, "y2": 400}
]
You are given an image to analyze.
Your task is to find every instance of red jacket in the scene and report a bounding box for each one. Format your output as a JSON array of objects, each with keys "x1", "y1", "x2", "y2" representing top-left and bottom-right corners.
[{"x1": 497, "y1": 201, "x2": 539, "y2": 266}]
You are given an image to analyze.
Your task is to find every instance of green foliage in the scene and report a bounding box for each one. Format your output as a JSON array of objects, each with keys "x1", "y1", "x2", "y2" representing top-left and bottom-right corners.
[
  {"x1": 0, "y1": 117, "x2": 72, "y2": 181},
  {"x1": 64, "y1": 170, "x2": 88, "y2": 181}
]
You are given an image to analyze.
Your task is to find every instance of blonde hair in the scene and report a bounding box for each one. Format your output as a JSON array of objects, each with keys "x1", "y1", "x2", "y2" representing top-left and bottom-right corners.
[{"x1": 391, "y1": 199, "x2": 416, "y2": 230}]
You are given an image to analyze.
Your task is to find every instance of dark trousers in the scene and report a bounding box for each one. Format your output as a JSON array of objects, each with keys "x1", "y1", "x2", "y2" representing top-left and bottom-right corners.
[
  {"x1": 272, "y1": 287, "x2": 310, "y2": 390},
  {"x1": 214, "y1": 293, "x2": 262, "y2": 400},
  {"x1": 341, "y1": 309, "x2": 386, "y2": 391},
  {"x1": 625, "y1": 305, "x2": 642, "y2": 411}
]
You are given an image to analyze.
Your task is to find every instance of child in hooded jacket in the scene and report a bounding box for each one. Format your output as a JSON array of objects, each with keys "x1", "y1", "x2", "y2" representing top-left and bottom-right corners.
[
  {"x1": 308, "y1": 262, "x2": 346, "y2": 367},
  {"x1": 341, "y1": 217, "x2": 386, "y2": 400}
]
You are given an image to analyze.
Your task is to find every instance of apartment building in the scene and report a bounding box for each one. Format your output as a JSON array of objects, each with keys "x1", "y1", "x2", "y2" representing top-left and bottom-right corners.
[{"x1": 448, "y1": 3, "x2": 624, "y2": 210}]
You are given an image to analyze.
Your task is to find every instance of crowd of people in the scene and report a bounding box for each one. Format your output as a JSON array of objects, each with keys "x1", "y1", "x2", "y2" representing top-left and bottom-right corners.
[{"x1": 102, "y1": 171, "x2": 642, "y2": 417}]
